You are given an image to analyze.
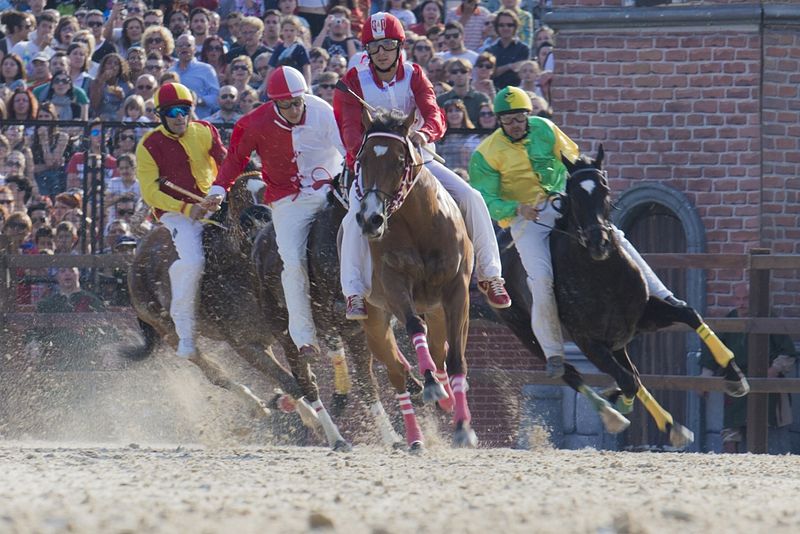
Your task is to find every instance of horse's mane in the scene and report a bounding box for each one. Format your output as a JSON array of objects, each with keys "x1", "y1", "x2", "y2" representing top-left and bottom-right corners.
[{"x1": 367, "y1": 108, "x2": 409, "y2": 134}]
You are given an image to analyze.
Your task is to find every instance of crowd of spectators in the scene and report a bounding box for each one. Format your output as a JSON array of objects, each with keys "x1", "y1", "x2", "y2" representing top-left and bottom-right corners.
[{"x1": 0, "y1": 0, "x2": 555, "y2": 307}]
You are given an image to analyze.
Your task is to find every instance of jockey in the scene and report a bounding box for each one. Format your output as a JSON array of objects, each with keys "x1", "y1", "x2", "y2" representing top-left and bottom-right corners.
[
  {"x1": 333, "y1": 12, "x2": 511, "y2": 320},
  {"x1": 206, "y1": 66, "x2": 345, "y2": 361},
  {"x1": 136, "y1": 82, "x2": 227, "y2": 359},
  {"x1": 469, "y1": 86, "x2": 686, "y2": 379}
]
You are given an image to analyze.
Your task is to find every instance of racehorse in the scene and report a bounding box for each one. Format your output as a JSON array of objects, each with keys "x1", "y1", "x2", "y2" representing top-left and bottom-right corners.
[
  {"x1": 494, "y1": 146, "x2": 749, "y2": 448},
  {"x1": 355, "y1": 108, "x2": 476, "y2": 450},
  {"x1": 252, "y1": 186, "x2": 410, "y2": 451},
  {"x1": 126, "y1": 171, "x2": 317, "y2": 426}
]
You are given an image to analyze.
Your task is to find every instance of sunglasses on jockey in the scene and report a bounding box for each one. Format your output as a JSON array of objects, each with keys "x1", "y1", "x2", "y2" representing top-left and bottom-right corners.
[
  {"x1": 366, "y1": 38, "x2": 401, "y2": 55},
  {"x1": 162, "y1": 105, "x2": 192, "y2": 118}
]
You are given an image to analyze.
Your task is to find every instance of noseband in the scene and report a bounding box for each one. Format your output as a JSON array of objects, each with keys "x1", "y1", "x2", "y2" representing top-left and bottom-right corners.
[
  {"x1": 355, "y1": 131, "x2": 423, "y2": 218},
  {"x1": 565, "y1": 167, "x2": 612, "y2": 249}
]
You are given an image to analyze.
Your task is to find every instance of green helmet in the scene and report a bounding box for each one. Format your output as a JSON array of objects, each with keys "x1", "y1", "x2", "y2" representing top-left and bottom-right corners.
[{"x1": 493, "y1": 86, "x2": 533, "y2": 115}]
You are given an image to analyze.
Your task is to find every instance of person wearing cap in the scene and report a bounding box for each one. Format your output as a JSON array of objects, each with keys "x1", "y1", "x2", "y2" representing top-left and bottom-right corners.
[
  {"x1": 469, "y1": 86, "x2": 687, "y2": 379},
  {"x1": 206, "y1": 66, "x2": 345, "y2": 367},
  {"x1": 333, "y1": 11, "x2": 511, "y2": 321},
  {"x1": 136, "y1": 82, "x2": 227, "y2": 359},
  {"x1": 28, "y1": 52, "x2": 53, "y2": 90}
]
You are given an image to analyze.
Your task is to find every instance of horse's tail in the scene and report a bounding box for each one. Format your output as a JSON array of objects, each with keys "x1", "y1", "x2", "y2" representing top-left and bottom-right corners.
[{"x1": 120, "y1": 318, "x2": 161, "y2": 360}]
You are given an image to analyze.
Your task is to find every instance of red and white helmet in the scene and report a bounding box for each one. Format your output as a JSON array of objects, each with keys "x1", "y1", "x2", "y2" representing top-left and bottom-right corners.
[
  {"x1": 267, "y1": 66, "x2": 308, "y2": 100},
  {"x1": 361, "y1": 12, "x2": 405, "y2": 46}
]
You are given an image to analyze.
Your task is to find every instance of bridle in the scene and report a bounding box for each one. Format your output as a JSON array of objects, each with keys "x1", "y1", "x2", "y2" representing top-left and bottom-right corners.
[
  {"x1": 355, "y1": 131, "x2": 424, "y2": 218},
  {"x1": 564, "y1": 166, "x2": 612, "y2": 249}
]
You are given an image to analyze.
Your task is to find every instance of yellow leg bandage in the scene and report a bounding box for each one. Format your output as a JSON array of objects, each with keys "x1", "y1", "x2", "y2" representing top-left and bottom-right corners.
[
  {"x1": 636, "y1": 386, "x2": 673, "y2": 433},
  {"x1": 696, "y1": 323, "x2": 733, "y2": 367},
  {"x1": 330, "y1": 349, "x2": 352, "y2": 395}
]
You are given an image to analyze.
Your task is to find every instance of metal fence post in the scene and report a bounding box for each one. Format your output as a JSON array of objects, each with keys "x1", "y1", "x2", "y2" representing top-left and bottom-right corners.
[{"x1": 746, "y1": 248, "x2": 771, "y2": 453}]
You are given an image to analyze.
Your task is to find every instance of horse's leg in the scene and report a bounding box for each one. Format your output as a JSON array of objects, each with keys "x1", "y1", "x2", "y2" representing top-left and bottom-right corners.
[
  {"x1": 401, "y1": 311, "x2": 448, "y2": 405},
  {"x1": 424, "y1": 308, "x2": 455, "y2": 413},
  {"x1": 640, "y1": 298, "x2": 749, "y2": 397},
  {"x1": 322, "y1": 335, "x2": 352, "y2": 415},
  {"x1": 187, "y1": 352, "x2": 271, "y2": 418},
  {"x1": 362, "y1": 307, "x2": 424, "y2": 451}
]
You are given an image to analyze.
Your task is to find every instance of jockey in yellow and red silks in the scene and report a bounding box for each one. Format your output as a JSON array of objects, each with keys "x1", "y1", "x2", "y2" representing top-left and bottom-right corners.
[
  {"x1": 333, "y1": 11, "x2": 512, "y2": 323},
  {"x1": 470, "y1": 86, "x2": 687, "y2": 379}
]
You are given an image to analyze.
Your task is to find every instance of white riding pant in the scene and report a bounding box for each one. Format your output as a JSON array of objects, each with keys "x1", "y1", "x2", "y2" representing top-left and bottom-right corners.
[
  {"x1": 161, "y1": 212, "x2": 205, "y2": 347},
  {"x1": 510, "y1": 200, "x2": 673, "y2": 360},
  {"x1": 271, "y1": 191, "x2": 329, "y2": 349},
  {"x1": 340, "y1": 159, "x2": 503, "y2": 297}
]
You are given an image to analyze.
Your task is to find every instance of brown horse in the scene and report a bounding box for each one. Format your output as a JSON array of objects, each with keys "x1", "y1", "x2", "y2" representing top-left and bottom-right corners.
[
  {"x1": 355, "y1": 108, "x2": 476, "y2": 450},
  {"x1": 126, "y1": 172, "x2": 318, "y2": 427}
]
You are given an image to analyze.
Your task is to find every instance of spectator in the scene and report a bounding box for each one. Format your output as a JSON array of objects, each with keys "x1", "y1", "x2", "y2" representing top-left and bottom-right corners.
[
  {"x1": 189, "y1": 7, "x2": 213, "y2": 53},
  {"x1": 27, "y1": 0, "x2": 47, "y2": 20},
  {"x1": 51, "y1": 191, "x2": 82, "y2": 225},
  {"x1": 27, "y1": 201, "x2": 51, "y2": 236},
  {"x1": 60, "y1": 207, "x2": 86, "y2": 230},
  {"x1": 534, "y1": 25, "x2": 555, "y2": 51},
  {"x1": 125, "y1": 1, "x2": 148, "y2": 20},
  {"x1": 53, "y1": 16, "x2": 80, "y2": 53},
  {"x1": 111, "y1": 128, "x2": 138, "y2": 159},
  {"x1": 227, "y1": 55, "x2": 254, "y2": 95},
  {"x1": 0, "y1": 204, "x2": 7, "y2": 231},
  {"x1": 4, "y1": 127, "x2": 35, "y2": 184},
  {"x1": 143, "y1": 98, "x2": 157, "y2": 122},
  {"x1": 105, "y1": 14, "x2": 145, "y2": 60},
  {"x1": 74, "y1": 8, "x2": 89, "y2": 30},
  {"x1": 437, "y1": 58, "x2": 490, "y2": 125},
  {"x1": 167, "y1": 9, "x2": 190, "y2": 40},
  {"x1": 478, "y1": 13, "x2": 497, "y2": 53},
  {"x1": 472, "y1": 52, "x2": 497, "y2": 101},
  {"x1": 141, "y1": 26, "x2": 175, "y2": 67},
  {"x1": 222, "y1": 12, "x2": 244, "y2": 44},
  {"x1": 40, "y1": 71, "x2": 90, "y2": 121},
  {"x1": 143, "y1": 52, "x2": 167, "y2": 81},
  {"x1": 313, "y1": 7, "x2": 360, "y2": 61},
  {"x1": 446, "y1": 0, "x2": 491, "y2": 52},
  {"x1": 143, "y1": 9, "x2": 164, "y2": 29},
  {"x1": 431, "y1": 26, "x2": 447, "y2": 53},
  {"x1": 518, "y1": 59, "x2": 544, "y2": 99},
  {"x1": 34, "y1": 225, "x2": 55, "y2": 254},
  {"x1": 122, "y1": 94, "x2": 148, "y2": 123},
  {"x1": 159, "y1": 71, "x2": 181, "y2": 86},
  {"x1": 309, "y1": 47, "x2": 330, "y2": 85},
  {"x1": 410, "y1": 37, "x2": 435, "y2": 68},
  {"x1": 476, "y1": 101, "x2": 498, "y2": 129},
  {"x1": 425, "y1": 55, "x2": 445, "y2": 84},
  {"x1": 326, "y1": 53, "x2": 348, "y2": 78},
  {"x1": 1, "y1": 12, "x2": 34, "y2": 58},
  {"x1": 438, "y1": 22, "x2": 479, "y2": 66},
  {"x1": 200, "y1": 35, "x2": 229, "y2": 82},
  {"x1": 207, "y1": 85, "x2": 242, "y2": 123},
  {"x1": 65, "y1": 124, "x2": 117, "y2": 191},
  {"x1": 65, "y1": 42, "x2": 93, "y2": 93},
  {"x1": 170, "y1": 34, "x2": 220, "y2": 118},
  {"x1": 106, "y1": 153, "x2": 140, "y2": 217},
  {"x1": 280, "y1": 0, "x2": 312, "y2": 36},
  {"x1": 1, "y1": 53, "x2": 27, "y2": 92},
  {"x1": 251, "y1": 52, "x2": 272, "y2": 93},
  {"x1": 10, "y1": 11, "x2": 57, "y2": 71},
  {"x1": 89, "y1": 53, "x2": 133, "y2": 121},
  {"x1": 133, "y1": 73, "x2": 157, "y2": 101},
  {"x1": 104, "y1": 218, "x2": 132, "y2": 252},
  {"x1": 3, "y1": 211, "x2": 33, "y2": 254},
  {"x1": 495, "y1": 0, "x2": 532, "y2": 48},
  {"x1": 54, "y1": 220, "x2": 79, "y2": 255},
  {"x1": 237, "y1": 86, "x2": 259, "y2": 114},
  {"x1": 0, "y1": 186, "x2": 13, "y2": 213},
  {"x1": 443, "y1": 98, "x2": 474, "y2": 129},
  {"x1": 433, "y1": 80, "x2": 452, "y2": 97},
  {"x1": 536, "y1": 40, "x2": 554, "y2": 100},
  {"x1": 7, "y1": 87, "x2": 38, "y2": 122},
  {"x1": 32, "y1": 102, "x2": 74, "y2": 196},
  {"x1": 126, "y1": 45, "x2": 146, "y2": 81},
  {"x1": 387, "y1": 0, "x2": 417, "y2": 28},
  {"x1": 261, "y1": 10, "x2": 282, "y2": 51},
  {"x1": 409, "y1": 1, "x2": 445, "y2": 36},
  {"x1": 226, "y1": 16, "x2": 270, "y2": 64},
  {"x1": 85, "y1": 10, "x2": 117, "y2": 64},
  {"x1": 267, "y1": 16, "x2": 311, "y2": 85},
  {"x1": 700, "y1": 284, "x2": 798, "y2": 453},
  {"x1": 27, "y1": 52, "x2": 52, "y2": 90},
  {"x1": 487, "y1": 10, "x2": 529, "y2": 89},
  {"x1": 313, "y1": 71, "x2": 338, "y2": 106},
  {"x1": 4, "y1": 174, "x2": 34, "y2": 212}
]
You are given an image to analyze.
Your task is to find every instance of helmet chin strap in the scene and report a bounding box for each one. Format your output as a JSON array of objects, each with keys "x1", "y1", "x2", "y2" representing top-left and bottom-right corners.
[{"x1": 371, "y1": 48, "x2": 401, "y2": 74}]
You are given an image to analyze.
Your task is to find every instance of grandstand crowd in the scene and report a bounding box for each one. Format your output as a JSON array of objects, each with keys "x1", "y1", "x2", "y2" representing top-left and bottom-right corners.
[{"x1": 0, "y1": 0, "x2": 555, "y2": 307}]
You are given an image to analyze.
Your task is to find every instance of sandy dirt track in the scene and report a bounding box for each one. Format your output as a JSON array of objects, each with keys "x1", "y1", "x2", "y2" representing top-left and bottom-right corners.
[{"x1": 1, "y1": 443, "x2": 799, "y2": 534}]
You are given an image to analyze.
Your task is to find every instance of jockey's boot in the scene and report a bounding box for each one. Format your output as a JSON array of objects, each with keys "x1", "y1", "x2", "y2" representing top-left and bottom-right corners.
[
  {"x1": 345, "y1": 295, "x2": 368, "y2": 320},
  {"x1": 665, "y1": 295, "x2": 687, "y2": 307},
  {"x1": 176, "y1": 338, "x2": 197, "y2": 359},
  {"x1": 478, "y1": 277, "x2": 511, "y2": 309},
  {"x1": 545, "y1": 355, "x2": 565, "y2": 379}
]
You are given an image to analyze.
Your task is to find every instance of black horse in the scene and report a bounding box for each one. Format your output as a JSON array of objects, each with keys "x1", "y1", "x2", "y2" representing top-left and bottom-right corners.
[{"x1": 494, "y1": 146, "x2": 749, "y2": 448}]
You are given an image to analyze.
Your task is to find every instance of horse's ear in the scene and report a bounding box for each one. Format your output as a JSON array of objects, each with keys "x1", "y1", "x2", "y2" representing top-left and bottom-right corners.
[
  {"x1": 595, "y1": 144, "x2": 605, "y2": 169},
  {"x1": 361, "y1": 106, "x2": 374, "y2": 131},
  {"x1": 561, "y1": 152, "x2": 575, "y2": 174},
  {"x1": 403, "y1": 109, "x2": 416, "y2": 134}
]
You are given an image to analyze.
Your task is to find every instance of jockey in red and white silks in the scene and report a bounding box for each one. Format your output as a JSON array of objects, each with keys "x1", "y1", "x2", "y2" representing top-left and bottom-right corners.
[
  {"x1": 208, "y1": 67, "x2": 345, "y2": 354},
  {"x1": 333, "y1": 12, "x2": 511, "y2": 320}
]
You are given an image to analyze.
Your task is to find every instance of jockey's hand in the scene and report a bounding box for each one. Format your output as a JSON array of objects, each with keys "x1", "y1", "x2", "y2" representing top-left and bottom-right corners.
[
  {"x1": 188, "y1": 203, "x2": 208, "y2": 220},
  {"x1": 200, "y1": 194, "x2": 223, "y2": 212},
  {"x1": 517, "y1": 203, "x2": 539, "y2": 221},
  {"x1": 409, "y1": 131, "x2": 427, "y2": 147}
]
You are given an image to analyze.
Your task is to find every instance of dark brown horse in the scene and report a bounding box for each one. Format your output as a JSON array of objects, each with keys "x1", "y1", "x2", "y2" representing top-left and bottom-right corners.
[
  {"x1": 354, "y1": 108, "x2": 476, "y2": 450},
  {"x1": 126, "y1": 172, "x2": 318, "y2": 426}
]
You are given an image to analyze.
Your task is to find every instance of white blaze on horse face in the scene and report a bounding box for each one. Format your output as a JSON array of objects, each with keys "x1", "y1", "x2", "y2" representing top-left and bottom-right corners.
[
  {"x1": 580, "y1": 179, "x2": 596, "y2": 196},
  {"x1": 362, "y1": 190, "x2": 385, "y2": 227},
  {"x1": 373, "y1": 144, "x2": 389, "y2": 157}
]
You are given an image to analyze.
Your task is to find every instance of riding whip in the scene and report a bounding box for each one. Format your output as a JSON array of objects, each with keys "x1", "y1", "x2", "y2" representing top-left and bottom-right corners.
[
  {"x1": 334, "y1": 80, "x2": 447, "y2": 165},
  {"x1": 158, "y1": 177, "x2": 227, "y2": 229}
]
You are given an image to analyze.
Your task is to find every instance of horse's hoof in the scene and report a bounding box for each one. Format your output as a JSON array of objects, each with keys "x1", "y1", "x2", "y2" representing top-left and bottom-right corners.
[
  {"x1": 408, "y1": 441, "x2": 424, "y2": 454},
  {"x1": 668, "y1": 423, "x2": 694, "y2": 450},
  {"x1": 453, "y1": 421, "x2": 478, "y2": 448},
  {"x1": 422, "y1": 381, "x2": 448, "y2": 404},
  {"x1": 391, "y1": 440, "x2": 407, "y2": 451},
  {"x1": 332, "y1": 439, "x2": 353, "y2": 453},
  {"x1": 545, "y1": 356, "x2": 565, "y2": 379},
  {"x1": 615, "y1": 395, "x2": 635, "y2": 415},
  {"x1": 598, "y1": 403, "x2": 631, "y2": 434}
]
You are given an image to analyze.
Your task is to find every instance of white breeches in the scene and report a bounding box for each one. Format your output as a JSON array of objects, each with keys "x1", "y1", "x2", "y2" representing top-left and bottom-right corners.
[
  {"x1": 339, "y1": 159, "x2": 503, "y2": 297},
  {"x1": 161, "y1": 212, "x2": 205, "y2": 345},
  {"x1": 271, "y1": 191, "x2": 329, "y2": 349},
  {"x1": 511, "y1": 200, "x2": 673, "y2": 360}
]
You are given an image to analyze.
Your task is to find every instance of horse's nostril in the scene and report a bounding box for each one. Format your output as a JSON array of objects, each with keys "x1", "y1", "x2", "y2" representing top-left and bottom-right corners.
[
  {"x1": 369, "y1": 214, "x2": 384, "y2": 228},
  {"x1": 356, "y1": 212, "x2": 363, "y2": 225}
]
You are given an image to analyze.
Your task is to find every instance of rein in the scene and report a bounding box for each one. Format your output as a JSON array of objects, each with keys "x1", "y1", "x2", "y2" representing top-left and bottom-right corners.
[{"x1": 355, "y1": 131, "x2": 423, "y2": 218}]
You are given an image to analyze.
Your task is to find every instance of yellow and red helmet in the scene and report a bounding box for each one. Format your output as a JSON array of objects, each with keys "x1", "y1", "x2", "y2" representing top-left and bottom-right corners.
[{"x1": 154, "y1": 82, "x2": 193, "y2": 111}]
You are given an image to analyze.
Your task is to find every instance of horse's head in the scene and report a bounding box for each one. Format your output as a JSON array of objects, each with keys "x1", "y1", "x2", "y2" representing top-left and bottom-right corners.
[
  {"x1": 356, "y1": 107, "x2": 422, "y2": 240},
  {"x1": 561, "y1": 145, "x2": 613, "y2": 261}
]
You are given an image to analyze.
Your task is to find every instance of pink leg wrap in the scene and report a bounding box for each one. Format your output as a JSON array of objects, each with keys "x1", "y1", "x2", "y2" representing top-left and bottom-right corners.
[
  {"x1": 435, "y1": 370, "x2": 454, "y2": 413},
  {"x1": 396, "y1": 391, "x2": 423, "y2": 445},
  {"x1": 412, "y1": 333, "x2": 437, "y2": 374},
  {"x1": 451, "y1": 374, "x2": 471, "y2": 423}
]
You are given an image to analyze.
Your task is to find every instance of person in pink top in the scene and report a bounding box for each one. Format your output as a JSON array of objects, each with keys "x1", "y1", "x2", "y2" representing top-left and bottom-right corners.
[{"x1": 333, "y1": 12, "x2": 510, "y2": 321}]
